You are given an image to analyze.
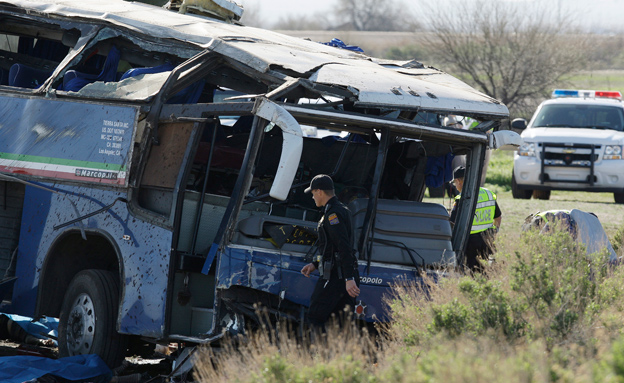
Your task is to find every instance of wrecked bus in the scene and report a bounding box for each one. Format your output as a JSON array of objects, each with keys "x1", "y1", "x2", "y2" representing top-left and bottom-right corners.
[{"x1": 0, "y1": 0, "x2": 520, "y2": 368}]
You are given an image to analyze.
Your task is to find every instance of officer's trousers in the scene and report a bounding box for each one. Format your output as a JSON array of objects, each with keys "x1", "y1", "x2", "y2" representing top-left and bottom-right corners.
[
  {"x1": 308, "y1": 277, "x2": 355, "y2": 328},
  {"x1": 466, "y1": 229, "x2": 495, "y2": 272}
]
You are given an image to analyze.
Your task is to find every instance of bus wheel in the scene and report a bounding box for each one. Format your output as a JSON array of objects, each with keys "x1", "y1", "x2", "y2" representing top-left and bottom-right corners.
[
  {"x1": 615, "y1": 193, "x2": 624, "y2": 204},
  {"x1": 58, "y1": 269, "x2": 127, "y2": 368}
]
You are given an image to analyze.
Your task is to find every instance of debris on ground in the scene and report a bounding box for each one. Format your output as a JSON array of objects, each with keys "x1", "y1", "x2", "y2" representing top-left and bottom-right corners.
[{"x1": 522, "y1": 208, "x2": 618, "y2": 261}]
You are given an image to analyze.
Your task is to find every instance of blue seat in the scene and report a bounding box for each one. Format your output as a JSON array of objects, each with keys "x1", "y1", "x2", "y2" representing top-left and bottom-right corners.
[
  {"x1": 62, "y1": 45, "x2": 121, "y2": 92},
  {"x1": 120, "y1": 62, "x2": 204, "y2": 104},
  {"x1": 119, "y1": 63, "x2": 174, "y2": 81},
  {"x1": 0, "y1": 68, "x2": 8, "y2": 85},
  {"x1": 8, "y1": 64, "x2": 51, "y2": 89}
]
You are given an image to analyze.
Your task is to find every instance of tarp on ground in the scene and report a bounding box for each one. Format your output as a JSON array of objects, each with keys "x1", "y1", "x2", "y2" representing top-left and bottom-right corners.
[
  {"x1": 1, "y1": 313, "x2": 58, "y2": 344},
  {"x1": 0, "y1": 354, "x2": 111, "y2": 383},
  {"x1": 523, "y1": 209, "x2": 617, "y2": 261},
  {"x1": 570, "y1": 209, "x2": 617, "y2": 261}
]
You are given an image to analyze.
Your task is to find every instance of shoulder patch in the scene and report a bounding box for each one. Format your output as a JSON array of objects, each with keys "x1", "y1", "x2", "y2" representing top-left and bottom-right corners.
[{"x1": 328, "y1": 213, "x2": 340, "y2": 225}]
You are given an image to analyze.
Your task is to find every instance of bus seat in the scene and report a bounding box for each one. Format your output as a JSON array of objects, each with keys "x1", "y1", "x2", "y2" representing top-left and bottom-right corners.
[
  {"x1": 8, "y1": 64, "x2": 51, "y2": 89},
  {"x1": 0, "y1": 68, "x2": 8, "y2": 85},
  {"x1": 63, "y1": 45, "x2": 121, "y2": 92},
  {"x1": 119, "y1": 63, "x2": 174, "y2": 80},
  {"x1": 120, "y1": 62, "x2": 204, "y2": 104}
]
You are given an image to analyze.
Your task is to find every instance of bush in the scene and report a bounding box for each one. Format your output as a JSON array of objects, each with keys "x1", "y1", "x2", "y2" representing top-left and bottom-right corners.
[
  {"x1": 612, "y1": 225, "x2": 624, "y2": 254},
  {"x1": 389, "y1": 224, "x2": 617, "y2": 345}
]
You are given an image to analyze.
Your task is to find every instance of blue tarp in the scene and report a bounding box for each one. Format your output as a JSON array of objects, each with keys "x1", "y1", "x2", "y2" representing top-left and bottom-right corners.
[
  {"x1": 321, "y1": 38, "x2": 364, "y2": 53},
  {"x1": 0, "y1": 354, "x2": 111, "y2": 383},
  {"x1": 2, "y1": 313, "x2": 58, "y2": 344}
]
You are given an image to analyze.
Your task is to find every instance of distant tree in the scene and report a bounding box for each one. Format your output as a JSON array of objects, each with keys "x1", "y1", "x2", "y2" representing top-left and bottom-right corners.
[
  {"x1": 385, "y1": 45, "x2": 430, "y2": 62},
  {"x1": 239, "y1": 4, "x2": 268, "y2": 28},
  {"x1": 333, "y1": 0, "x2": 418, "y2": 31},
  {"x1": 272, "y1": 14, "x2": 332, "y2": 31},
  {"x1": 422, "y1": 0, "x2": 589, "y2": 116}
]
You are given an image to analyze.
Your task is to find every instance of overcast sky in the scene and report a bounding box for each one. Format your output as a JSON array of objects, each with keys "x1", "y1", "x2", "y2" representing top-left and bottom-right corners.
[{"x1": 237, "y1": 0, "x2": 624, "y2": 32}]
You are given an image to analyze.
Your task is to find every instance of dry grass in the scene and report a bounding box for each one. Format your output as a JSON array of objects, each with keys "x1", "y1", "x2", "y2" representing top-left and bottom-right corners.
[
  {"x1": 194, "y1": 223, "x2": 624, "y2": 382},
  {"x1": 194, "y1": 318, "x2": 379, "y2": 383}
]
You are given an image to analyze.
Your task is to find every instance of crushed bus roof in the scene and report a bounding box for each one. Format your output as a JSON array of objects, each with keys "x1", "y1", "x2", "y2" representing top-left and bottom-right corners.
[{"x1": 0, "y1": 0, "x2": 508, "y2": 119}]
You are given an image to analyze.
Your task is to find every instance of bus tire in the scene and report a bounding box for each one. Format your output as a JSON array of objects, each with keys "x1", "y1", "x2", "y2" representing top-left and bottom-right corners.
[
  {"x1": 58, "y1": 269, "x2": 127, "y2": 368},
  {"x1": 615, "y1": 193, "x2": 624, "y2": 204}
]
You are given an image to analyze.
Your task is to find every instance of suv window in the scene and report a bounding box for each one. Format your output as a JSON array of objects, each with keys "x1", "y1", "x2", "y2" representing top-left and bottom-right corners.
[{"x1": 533, "y1": 104, "x2": 624, "y2": 131}]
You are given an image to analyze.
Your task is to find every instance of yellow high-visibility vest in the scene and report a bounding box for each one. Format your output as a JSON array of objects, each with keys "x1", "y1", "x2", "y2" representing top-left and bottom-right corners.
[{"x1": 455, "y1": 187, "x2": 497, "y2": 234}]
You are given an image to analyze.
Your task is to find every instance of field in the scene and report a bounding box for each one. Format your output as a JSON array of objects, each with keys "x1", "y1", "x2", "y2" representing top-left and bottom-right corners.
[{"x1": 568, "y1": 70, "x2": 624, "y2": 93}]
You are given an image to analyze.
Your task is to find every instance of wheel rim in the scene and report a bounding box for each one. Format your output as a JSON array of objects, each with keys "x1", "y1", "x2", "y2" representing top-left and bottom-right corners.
[{"x1": 66, "y1": 293, "x2": 96, "y2": 355}]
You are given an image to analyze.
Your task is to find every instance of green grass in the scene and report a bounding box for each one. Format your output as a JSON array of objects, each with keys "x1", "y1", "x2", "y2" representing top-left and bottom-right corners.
[{"x1": 484, "y1": 150, "x2": 514, "y2": 192}]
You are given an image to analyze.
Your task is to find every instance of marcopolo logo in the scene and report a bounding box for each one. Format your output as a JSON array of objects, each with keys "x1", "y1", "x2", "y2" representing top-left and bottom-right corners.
[
  {"x1": 75, "y1": 168, "x2": 118, "y2": 180},
  {"x1": 360, "y1": 276, "x2": 384, "y2": 285}
]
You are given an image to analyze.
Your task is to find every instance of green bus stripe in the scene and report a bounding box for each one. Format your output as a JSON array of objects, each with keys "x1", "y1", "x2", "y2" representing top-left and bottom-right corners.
[{"x1": 0, "y1": 152, "x2": 126, "y2": 172}]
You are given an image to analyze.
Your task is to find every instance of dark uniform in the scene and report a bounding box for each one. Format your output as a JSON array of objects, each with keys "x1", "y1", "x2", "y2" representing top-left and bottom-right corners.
[{"x1": 308, "y1": 196, "x2": 359, "y2": 327}]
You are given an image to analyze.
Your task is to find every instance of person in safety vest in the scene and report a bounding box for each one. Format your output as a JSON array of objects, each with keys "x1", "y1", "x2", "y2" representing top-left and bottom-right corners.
[
  {"x1": 521, "y1": 210, "x2": 576, "y2": 237},
  {"x1": 449, "y1": 166, "x2": 502, "y2": 272}
]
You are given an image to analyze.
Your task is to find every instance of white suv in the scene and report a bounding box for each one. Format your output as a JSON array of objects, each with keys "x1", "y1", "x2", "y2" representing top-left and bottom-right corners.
[{"x1": 512, "y1": 89, "x2": 624, "y2": 204}]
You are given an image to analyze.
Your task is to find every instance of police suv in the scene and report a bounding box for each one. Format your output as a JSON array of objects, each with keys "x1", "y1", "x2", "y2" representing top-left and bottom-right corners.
[{"x1": 512, "y1": 89, "x2": 624, "y2": 204}]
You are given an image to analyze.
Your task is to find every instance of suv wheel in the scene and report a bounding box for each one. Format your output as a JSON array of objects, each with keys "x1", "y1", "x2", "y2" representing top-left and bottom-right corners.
[
  {"x1": 615, "y1": 193, "x2": 624, "y2": 204},
  {"x1": 533, "y1": 190, "x2": 551, "y2": 200},
  {"x1": 511, "y1": 171, "x2": 532, "y2": 199}
]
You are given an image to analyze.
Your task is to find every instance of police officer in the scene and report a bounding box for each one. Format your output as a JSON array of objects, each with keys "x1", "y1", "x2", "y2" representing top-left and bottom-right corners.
[
  {"x1": 301, "y1": 174, "x2": 360, "y2": 328},
  {"x1": 449, "y1": 166, "x2": 501, "y2": 272}
]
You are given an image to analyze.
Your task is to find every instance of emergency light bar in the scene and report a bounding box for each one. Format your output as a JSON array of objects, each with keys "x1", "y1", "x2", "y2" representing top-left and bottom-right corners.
[{"x1": 552, "y1": 89, "x2": 622, "y2": 100}]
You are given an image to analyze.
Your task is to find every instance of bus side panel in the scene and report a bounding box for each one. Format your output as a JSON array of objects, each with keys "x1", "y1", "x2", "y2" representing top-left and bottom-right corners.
[
  {"x1": 12, "y1": 184, "x2": 174, "y2": 338},
  {"x1": 217, "y1": 244, "x2": 425, "y2": 323},
  {"x1": 11, "y1": 185, "x2": 52, "y2": 316},
  {"x1": 0, "y1": 96, "x2": 136, "y2": 187},
  {"x1": 217, "y1": 246, "x2": 411, "y2": 322},
  {"x1": 216, "y1": 247, "x2": 251, "y2": 289},
  {"x1": 280, "y1": 258, "x2": 410, "y2": 322}
]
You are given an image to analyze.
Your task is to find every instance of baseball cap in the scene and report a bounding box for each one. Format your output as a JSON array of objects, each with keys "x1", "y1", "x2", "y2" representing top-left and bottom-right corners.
[
  {"x1": 304, "y1": 174, "x2": 334, "y2": 193},
  {"x1": 453, "y1": 166, "x2": 466, "y2": 180}
]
